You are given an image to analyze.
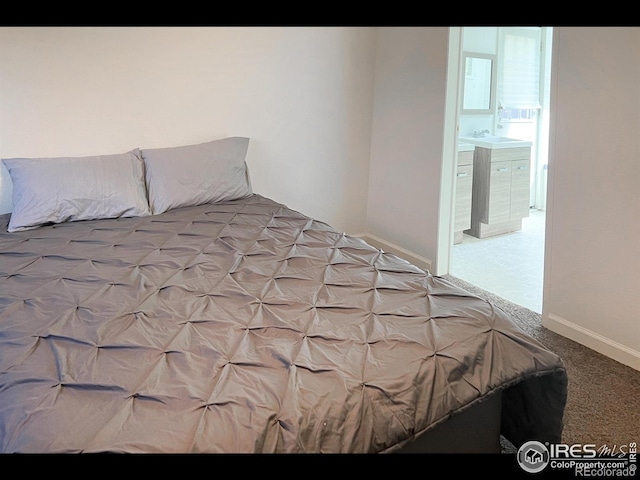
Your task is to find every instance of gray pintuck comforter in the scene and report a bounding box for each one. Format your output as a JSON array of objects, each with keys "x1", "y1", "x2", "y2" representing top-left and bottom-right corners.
[{"x1": 0, "y1": 194, "x2": 567, "y2": 453}]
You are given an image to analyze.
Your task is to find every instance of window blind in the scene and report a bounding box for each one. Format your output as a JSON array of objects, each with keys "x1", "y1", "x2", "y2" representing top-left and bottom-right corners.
[{"x1": 498, "y1": 27, "x2": 542, "y2": 109}]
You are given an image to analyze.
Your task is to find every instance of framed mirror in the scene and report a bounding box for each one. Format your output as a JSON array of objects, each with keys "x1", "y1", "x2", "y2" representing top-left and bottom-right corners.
[{"x1": 461, "y1": 53, "x2": 496, "y2": 114}]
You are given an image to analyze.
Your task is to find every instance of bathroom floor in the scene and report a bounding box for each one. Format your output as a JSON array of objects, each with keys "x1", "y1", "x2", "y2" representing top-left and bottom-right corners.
[{"x1": 451, "y1": 209, "x2": 545, "y2": 313}]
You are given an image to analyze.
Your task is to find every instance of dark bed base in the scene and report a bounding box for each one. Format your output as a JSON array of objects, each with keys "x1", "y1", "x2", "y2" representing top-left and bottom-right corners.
[{"x1": 396, "y1": 392, "x2": 502, "y2": 453}]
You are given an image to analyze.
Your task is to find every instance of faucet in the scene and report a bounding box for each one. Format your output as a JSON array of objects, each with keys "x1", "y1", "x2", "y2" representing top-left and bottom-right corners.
[{"x1": 471, "y1": 129, "x2": 491, "y2": 138}]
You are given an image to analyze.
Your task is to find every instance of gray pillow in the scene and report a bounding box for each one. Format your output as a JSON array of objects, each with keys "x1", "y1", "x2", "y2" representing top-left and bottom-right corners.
[
  {"x1": 141, "y1": 137, "x2": 252, "y2": 214},
  {"x1": 2, "y1": 149, "x2": 151, "y2": 233}
]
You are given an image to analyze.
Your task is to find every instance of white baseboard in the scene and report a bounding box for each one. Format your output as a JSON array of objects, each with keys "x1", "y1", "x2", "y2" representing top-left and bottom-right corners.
[
  {"x1": 543, "y1": 313, "x2": 640, "y2": 372},
  {"x1": 351, "y1": 233, "x2": 432, "y2": 272}
]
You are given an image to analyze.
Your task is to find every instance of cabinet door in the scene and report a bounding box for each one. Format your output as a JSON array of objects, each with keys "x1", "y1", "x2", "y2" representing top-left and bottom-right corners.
[
  {"x1": 455, "y1": 164, "x2": 473, "y2": 231},
  {"x1": 487, "y1": 161, "x2": 511, "y2": 224},
  {"x1": 510, "y1": 159, "x2": 531, "y2": 219}
]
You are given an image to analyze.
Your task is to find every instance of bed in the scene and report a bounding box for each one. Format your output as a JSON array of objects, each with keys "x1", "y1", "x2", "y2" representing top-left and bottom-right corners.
[{"x1": 0, "y1": 137, "x2": 567, "y2": 453}]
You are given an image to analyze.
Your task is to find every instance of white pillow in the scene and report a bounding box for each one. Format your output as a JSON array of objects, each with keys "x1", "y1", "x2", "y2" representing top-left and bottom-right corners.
[
  {"x1": 141, "y1": 136, "x2": 252, "y2": 214},
  {"x1": 2, "y1": 149, "x2": 151, "y2": 232}
]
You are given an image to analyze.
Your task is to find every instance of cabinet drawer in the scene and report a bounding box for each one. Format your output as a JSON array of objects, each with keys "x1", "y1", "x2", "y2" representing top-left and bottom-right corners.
[
  {"x1": 457, "y1": 150, "x2": 474, "y2": 166},
  {"x1": 489, "y1": 147, "x2": 530, "y2": 163}
]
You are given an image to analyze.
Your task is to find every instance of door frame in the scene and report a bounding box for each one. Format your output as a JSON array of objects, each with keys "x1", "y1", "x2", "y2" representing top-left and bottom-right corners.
[
  {"x1": 437, "y1": 26, "x2": 552, "y2": 278},
  {"x1": 435, "y1": 26, "x2": 463, "y2": 276}
]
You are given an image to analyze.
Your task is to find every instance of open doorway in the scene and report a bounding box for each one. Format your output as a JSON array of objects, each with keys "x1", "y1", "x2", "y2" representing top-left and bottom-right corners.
[{"x1": 450, "y1": 26, "x2": 552, "y2": 313}]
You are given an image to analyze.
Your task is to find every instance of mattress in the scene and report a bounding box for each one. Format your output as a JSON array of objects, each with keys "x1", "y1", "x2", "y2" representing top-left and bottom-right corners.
[{"x1": 0, "y1": 194, "x2": 567, "y2": 453}]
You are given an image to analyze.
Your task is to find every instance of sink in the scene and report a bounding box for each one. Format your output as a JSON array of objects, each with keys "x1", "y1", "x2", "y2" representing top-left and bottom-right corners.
[{"x1": 459, "y1": 135, "x2": 532, "y2": 149}]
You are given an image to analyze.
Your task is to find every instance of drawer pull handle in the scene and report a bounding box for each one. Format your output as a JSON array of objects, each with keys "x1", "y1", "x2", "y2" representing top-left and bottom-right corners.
[
  {"x1": 497, "y1": 167, "x2": 508, "y2": 172},
  {"x1": 457, "y1": 172, "x2": 468, "y2": 178},
  {"x1": 517, "y1": 166, "x2": 527, "y2": 170}
]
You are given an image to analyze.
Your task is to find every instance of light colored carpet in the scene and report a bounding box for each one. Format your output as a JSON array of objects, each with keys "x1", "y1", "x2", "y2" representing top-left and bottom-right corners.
[{"x1": 441, "y1": 274, "x2": 640, "y2": 451}]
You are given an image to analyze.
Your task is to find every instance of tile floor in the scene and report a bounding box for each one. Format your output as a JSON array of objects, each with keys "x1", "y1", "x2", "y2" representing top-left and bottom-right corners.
[{"x1": 451, "y1": 209, "x2": 545, "y2": 313}]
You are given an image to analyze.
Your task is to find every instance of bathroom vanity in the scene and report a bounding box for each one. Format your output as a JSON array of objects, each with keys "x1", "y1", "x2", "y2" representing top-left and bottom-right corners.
[{"x1": 459, "y1": 136, "x2": 532, "y2": 239}]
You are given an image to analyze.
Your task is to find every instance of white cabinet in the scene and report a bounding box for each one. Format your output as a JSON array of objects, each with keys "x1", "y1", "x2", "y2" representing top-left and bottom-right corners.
[{"x1": 466, "y1": 146, "x2": 531, "y2": 239}]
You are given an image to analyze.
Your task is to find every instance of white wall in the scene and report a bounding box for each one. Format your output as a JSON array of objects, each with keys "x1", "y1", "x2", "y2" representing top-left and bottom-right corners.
[
  {"x1": 0, "y1": 26, "x2": 375, "y2": 234},
  {"x1": 366, "y1": 27, "x2": 449, "y2": 264},
  {"x1": 543, "y1": 27, "x2": 640, "y2": 370}
]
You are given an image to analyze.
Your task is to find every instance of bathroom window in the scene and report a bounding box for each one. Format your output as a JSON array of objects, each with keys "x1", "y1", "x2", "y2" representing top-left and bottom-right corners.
[{"x1": 497, "y1": 27, "x2": 542, "y2": 110}]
